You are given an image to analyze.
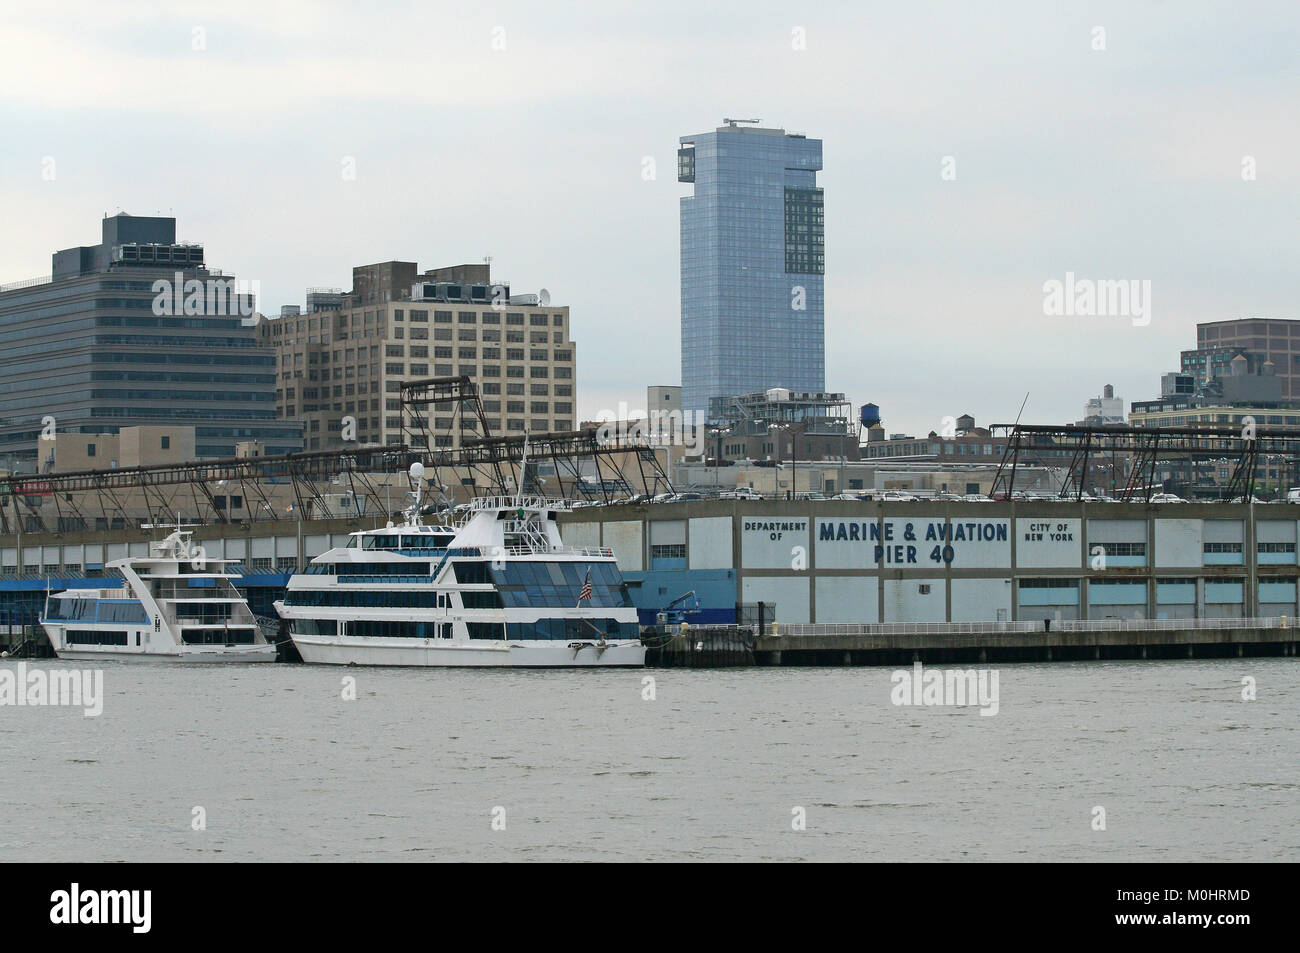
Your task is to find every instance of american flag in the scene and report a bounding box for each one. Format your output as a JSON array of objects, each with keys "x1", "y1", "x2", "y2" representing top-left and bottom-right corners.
[{"x1": 578, "y1": 569, "x2": 592, "y2": 603}]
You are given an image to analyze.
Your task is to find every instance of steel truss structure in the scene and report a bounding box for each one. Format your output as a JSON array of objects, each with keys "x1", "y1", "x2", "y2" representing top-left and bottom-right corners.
[
  {"x1": 0, "y1": 376, "x2": 677, "y2": 535},
  {"x1": 400, "y1": 376, "x2": 675, "y2": 502},
  {"x1": 990, "y1": 423, "x2": 1300, "y2": 502},
  {"x1": 0, "y1": 445, "x2": 415, "y2": 534}
]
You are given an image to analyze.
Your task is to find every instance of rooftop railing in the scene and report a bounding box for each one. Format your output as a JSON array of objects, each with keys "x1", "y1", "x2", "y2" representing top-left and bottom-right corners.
[{"x1": 0, "y1": 274, "x2": 53, "y2": 292}]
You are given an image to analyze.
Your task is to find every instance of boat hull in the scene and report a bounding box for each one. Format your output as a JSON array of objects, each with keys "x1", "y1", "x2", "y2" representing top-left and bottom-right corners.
[{"x1": 291, "y1": 634, "x2": 645, "y2": 668}]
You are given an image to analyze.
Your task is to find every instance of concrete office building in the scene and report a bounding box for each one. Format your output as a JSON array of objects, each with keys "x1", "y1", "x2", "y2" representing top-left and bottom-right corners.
[
  {"x1": 0, "y1": 213, "x2": 302, "y2": 468},
  {"x1": 710, "y1": 388, "x2": 858, "y2": 464},
  {"x1": 1132, "y1": 322, "x2": 1300, "y2": 497},
  {"x1": 1186, "y1": 318, "x2": 1300, "y2": 399},
  {"x1": 1082, "y1": 385, "x2": 1125, "y2": 425},
  {"x1": 646, "y1": 385, "x2": 686, "y2": 443},
  {"x1": 257, "y1": 261, "x2": 577, "y2": 451},
  {"x1": 39, "y1": 425, "x2": 196, "y2": 472},
  {"x1": 679, "y1": 119, "x2": 825, "y2": 417}
]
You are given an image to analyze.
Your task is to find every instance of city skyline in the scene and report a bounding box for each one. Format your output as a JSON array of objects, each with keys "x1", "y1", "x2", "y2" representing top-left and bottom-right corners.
[{"x1": 1, "y1": 1, "x2": 1297, "y2": 437}]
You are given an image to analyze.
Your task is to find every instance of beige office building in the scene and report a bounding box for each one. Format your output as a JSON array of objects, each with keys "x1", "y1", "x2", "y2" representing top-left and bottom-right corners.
[{"x1": 257, "y1": 262, "x2": 577, "y2": 451}]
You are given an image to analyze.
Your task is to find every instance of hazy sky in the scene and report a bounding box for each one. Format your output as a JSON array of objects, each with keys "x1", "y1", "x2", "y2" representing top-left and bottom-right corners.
[{"x1": 2, "y1": 1, "x2": 1296, "y2": 436}]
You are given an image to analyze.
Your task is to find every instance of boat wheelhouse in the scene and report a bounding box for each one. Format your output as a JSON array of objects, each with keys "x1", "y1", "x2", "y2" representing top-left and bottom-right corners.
[{"x1": 40, "y1": 528, "x2": 277, "y2": 662}]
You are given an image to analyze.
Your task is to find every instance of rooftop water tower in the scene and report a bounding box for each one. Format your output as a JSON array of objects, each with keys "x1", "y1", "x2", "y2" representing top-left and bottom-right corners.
[{"x1": 860, "y1": 403, "x2": 884, "y2": 443}]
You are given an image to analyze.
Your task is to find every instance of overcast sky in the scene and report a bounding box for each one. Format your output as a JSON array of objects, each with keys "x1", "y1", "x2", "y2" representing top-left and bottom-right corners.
[{"x1": 2, "y1": 0, "x2": 1296, "y2": 437}]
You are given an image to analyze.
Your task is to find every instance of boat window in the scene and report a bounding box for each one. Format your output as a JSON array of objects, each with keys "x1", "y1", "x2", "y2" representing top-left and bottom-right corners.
[
  {"x1": 460, "y1": 591, "x2": 505, "y2": 608},
  {"x1": 452, "y1": 562, "x2": 492, "y2": 585},
  {"x1": 97, "y1": 601, "x2": 150, "y2": 624},
  {"x1": 66, "y1": 630, "x2": 129, "y2": 646},
  {"x1": 286, "y1": 591, "x2": 445, "y2": 608},
  {"x1": 182, "y1": 629, "x2": 255, "y2": 645},
  {"x1": 504, "y1": 620, "x2": 637, "y2": 641},
  {"x1": 327, "y1": 620, "x2": 438, "y2": 639},
  {"x1": 309, "y1": 562, "x2": 432, "y2": 577},
  {"x1": 488, "y1": 561, "x2": 633, "y2": 609}
]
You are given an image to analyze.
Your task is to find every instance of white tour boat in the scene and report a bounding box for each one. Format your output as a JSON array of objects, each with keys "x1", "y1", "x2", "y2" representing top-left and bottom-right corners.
[
  {"x1": 40, "y1": 527, "x2": 278, "y2": 662},
  {"x1": 275, "y1": 463, "x2": 645, "y2": 667}
]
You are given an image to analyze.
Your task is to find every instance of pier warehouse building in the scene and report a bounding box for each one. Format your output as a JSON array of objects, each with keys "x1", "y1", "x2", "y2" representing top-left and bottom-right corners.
[{"x1": 4, "y1": 501, "x2": 1300, "y2": 632}]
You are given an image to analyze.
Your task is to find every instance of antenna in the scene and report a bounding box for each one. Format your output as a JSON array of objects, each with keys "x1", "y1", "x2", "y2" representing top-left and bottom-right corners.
[
  {"x1": 1013, "y1": 392, "x2": 1030, "y2": 427},
  {"x1": 406, "y1": 461, "x2": 426, "y2": 525},
  {"x1": 515, "y1": 431, "x2": 529, "y2": 507}
]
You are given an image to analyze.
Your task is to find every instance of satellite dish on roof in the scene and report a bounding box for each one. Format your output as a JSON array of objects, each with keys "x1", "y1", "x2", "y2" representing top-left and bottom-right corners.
[
  {"x1": 538, "y1": 288, "x2": 551, "y2": 306},
  {"x1": 409, "y1": 462, "x2": 425, "y2": 480}
]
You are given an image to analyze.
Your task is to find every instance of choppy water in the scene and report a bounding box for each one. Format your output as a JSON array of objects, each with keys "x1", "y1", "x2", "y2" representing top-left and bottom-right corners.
[{"x1": 1, "y1": 658, "x2": 1296, "y2": 861}]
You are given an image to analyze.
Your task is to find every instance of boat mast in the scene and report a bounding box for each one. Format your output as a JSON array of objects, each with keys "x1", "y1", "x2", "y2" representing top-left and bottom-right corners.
[
  {"x1": 407, "y1": 461, "x2": 426, "y2": 527},
  {"x1": 515, "y1": 430, "x2": 529, "y2": 507}
]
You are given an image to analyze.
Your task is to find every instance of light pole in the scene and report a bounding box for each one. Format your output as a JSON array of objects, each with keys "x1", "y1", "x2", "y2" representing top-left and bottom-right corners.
[{"x1": 769, "y1": 423, "x2": 795, "y2": 500}]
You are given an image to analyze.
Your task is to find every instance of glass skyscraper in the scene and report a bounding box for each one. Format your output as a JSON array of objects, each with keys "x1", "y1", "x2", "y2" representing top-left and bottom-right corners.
[{"x1": 679, "y1": 120, "x2": 824, "y2": 417}]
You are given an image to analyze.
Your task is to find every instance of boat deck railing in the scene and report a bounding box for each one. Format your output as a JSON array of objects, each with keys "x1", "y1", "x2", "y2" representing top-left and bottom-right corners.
[
  {"x1": 52, "y1": 586, "x2": 133, "y2": 600},
  {"x1": 153, "y1": 586, "x2": 245, "y2": 601},
  {"x1": 500, "y1": 545, "x2": 615, "y2": 558},
  {"x1": 467, "y1": 495, "x2": 569, "y2": 512}
]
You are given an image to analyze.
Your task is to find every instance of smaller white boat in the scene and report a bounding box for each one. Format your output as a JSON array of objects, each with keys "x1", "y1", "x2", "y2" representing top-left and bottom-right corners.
[{"x1": 40, "y1": 526, "x2": 277, "y2": 662}]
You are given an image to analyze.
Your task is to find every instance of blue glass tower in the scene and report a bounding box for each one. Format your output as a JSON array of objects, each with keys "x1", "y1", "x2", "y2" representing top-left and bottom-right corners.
[{"x1": 679, "y1": 120, "x2": 824, "y2": 417}]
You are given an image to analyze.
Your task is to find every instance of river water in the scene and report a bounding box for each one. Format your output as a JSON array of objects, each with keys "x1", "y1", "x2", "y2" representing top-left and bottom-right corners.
[{"x1": 1, "y1": 658, "x2": 1296, "y2": 861}]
